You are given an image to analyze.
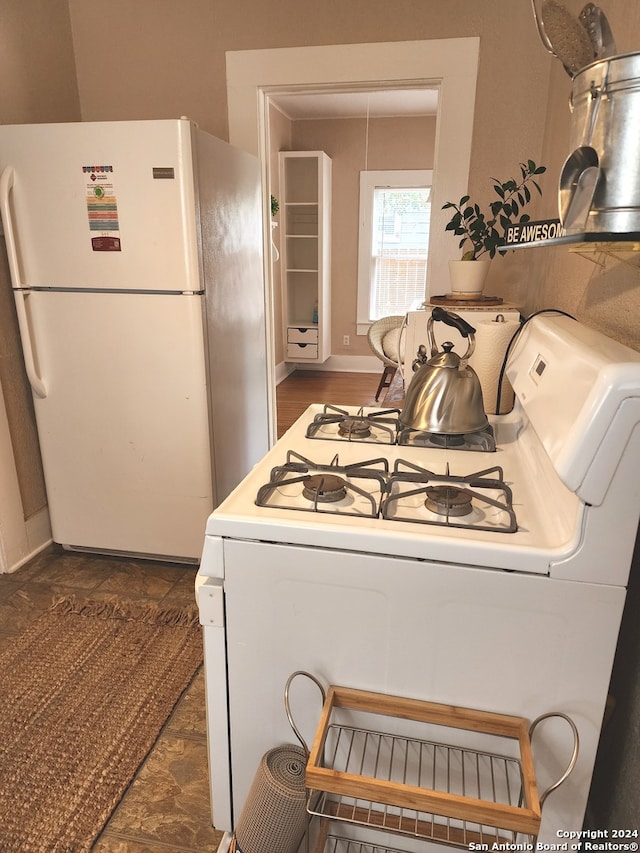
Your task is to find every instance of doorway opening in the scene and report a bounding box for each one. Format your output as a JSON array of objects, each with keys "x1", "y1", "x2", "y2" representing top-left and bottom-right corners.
[{"x1": 226, "y1": 39, "x2": 480, "y2": 445}]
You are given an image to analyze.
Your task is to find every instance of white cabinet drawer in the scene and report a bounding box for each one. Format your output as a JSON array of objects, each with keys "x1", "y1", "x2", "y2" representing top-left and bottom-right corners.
[
  {"x1": 288, "y1": 326, "x2": 318, "y2": 344},
  {"x1": 287, "y1": 342, "x2": 318, "y2": 360}
]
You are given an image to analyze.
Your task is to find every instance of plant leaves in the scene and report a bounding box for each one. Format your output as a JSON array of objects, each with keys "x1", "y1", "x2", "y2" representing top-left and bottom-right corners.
[{"x1": 441, "y1": 157, "x2": 546, "y2": 261}]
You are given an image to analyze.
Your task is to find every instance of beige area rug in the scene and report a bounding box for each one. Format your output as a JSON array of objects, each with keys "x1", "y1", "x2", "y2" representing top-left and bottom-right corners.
[{"x1": 0, "y1": 596, "x2": 203, "y2": 853}]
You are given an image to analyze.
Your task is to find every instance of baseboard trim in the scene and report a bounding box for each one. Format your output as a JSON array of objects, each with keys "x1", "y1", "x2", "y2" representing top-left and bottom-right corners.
[
  {"x1": 26, "y1": 506, "x2": 52, "y2": 552},
  {"x1": 2, "y1": 508, "x2": 52, "y2": 574},
  {"x1": 275, "y1": 361, "x2": 296, "y2": 384},
  {"x1": 216, "y1": 833, "x2": 233, "y2": 853},
  {"x1": 1, "y1": 383, "x2": 52, "y2": 573}
]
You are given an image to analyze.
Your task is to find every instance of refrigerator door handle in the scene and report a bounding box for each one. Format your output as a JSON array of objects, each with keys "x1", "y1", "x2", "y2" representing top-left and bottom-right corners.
[{"x1": 0, "y1": 167, "x2": 47, "y2": 398}]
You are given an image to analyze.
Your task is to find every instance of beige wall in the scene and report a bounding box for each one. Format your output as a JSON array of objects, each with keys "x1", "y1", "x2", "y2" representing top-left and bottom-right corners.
[
  {"x1": 1, "y1": 0, "x2": 80, "y2": 125},
  {"x1": 0, "y1": 0, "x2": 80, "y2": 520},
  {"x1": 67, "y1": 0, "x2": 547, "y2": 154}
]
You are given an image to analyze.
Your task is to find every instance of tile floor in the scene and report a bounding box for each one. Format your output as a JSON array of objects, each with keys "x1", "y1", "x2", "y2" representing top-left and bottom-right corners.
[{"x1": 0, "y1": 545, "x2": 223, "y2": 853}]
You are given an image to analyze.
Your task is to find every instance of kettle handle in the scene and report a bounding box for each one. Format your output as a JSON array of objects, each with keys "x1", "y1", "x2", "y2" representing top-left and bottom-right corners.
[
  {"x1": 428, "y1": 307, "x2": 477, "y2": 361},
  {"x1": 431, "y1": 306, "x2": 476, "y2": 338}
]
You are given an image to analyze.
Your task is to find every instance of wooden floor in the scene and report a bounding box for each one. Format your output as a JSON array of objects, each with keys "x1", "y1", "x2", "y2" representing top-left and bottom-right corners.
[{"x1": 275, "y1": 369, "x2": 404, "y2": 437}]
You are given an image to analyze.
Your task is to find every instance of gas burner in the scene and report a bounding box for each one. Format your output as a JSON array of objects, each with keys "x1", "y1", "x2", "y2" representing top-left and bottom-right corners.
[
  {"x1": 398, "y1": 424, "x2": 496, "y2": 452},
  {"x1": 429, "y1": 434, "x2": 466, "y2": 448},
  {"x1": 306, "y1": 405, "x2": 400, "y2": 445},
  {"x1": 255, "y1": 451, "x2": 389, "y2": 518},
  {"x1": 424, "y1": 485, "x2": 473, "y2": 517},
  {"x1": 337, "y1": 417, "x2": 371, "y2": 439},
  {"x1": 306, "y1": 405, "x2": 497, "y2": 451},
  {"x1": 302, "y1": 473, "x2": 348, "y2": 503},
  {"x1": 382, "y1": 459, "x2": 517, "y2": 533}
]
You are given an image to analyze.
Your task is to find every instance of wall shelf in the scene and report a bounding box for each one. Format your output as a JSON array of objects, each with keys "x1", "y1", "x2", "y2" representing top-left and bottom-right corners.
[{"x1": 499, "y1": 231, "x2": 640, "y2": 269}]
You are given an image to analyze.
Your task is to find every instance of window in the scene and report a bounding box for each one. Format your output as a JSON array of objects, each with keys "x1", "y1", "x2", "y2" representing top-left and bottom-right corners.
[{"x1": 357, "y1": 170, "x2": 432, "y2": 330}]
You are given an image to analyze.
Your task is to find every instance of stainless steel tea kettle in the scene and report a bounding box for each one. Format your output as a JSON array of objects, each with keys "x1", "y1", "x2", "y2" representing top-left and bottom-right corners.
[{"x1": 400, "y1": 307, "x2": 488, "y2": 435}]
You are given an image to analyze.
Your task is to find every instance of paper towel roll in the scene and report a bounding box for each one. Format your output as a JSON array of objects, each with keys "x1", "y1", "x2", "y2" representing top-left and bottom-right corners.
[{"x1": 469, "y1": 318, "x2": 521, "y2": 414}]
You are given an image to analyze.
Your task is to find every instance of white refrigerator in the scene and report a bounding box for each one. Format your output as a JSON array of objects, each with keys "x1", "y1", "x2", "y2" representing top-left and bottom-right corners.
[{"x1": 0, "y1": 118, "x2": 270, "y2": 562}]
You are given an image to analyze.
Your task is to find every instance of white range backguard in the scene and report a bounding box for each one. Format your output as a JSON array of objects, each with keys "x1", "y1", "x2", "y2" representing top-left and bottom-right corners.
[{"x1": 197, "y1": 314, "x2": 640, "y2": 851}]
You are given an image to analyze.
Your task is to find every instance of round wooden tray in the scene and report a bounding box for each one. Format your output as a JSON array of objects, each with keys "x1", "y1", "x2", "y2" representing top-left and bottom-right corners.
[{"x1": 430, "y1": 294, "x2": 504, "y2": 307}]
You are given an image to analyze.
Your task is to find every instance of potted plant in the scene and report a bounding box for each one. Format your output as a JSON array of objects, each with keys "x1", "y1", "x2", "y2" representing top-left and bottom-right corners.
[
  {"x1": 442, "y1": 159, "x2": 546, "y2": 296},
  {"x1": 270, "y1": 196, "x2": 280, "y2": 262}
]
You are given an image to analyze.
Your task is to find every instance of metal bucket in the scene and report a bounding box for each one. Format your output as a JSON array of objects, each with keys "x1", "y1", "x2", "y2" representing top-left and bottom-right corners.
[{"x1": 568, "y1": 51, "x2": 640, "y2": 233}]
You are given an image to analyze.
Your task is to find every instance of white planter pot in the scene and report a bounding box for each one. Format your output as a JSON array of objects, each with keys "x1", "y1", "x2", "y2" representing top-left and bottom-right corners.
[{"x1": 448, "y1": 259, "x2": 491, "y2": 298}]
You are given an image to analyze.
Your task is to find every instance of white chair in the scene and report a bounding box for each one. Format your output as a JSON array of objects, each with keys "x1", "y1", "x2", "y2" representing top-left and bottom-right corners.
[{"x1": 367, "y1": 315, "x2": 405, "y2": 400}]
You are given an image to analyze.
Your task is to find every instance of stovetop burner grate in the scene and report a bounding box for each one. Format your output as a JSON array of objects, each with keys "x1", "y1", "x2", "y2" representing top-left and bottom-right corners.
[
  {"x1": 306, "y1": 405, "x2": 400, "y2": 445},
  {"x1": 305, "y1": 405, "x2": 496, "y2": 451},
  {"x1": 255, "y1": 452, "x2": 517, "y2": 532},
  {"x1": 382, "y1": 459, "x2": 517, "y2": 533},
  {"x1": 255, "y1": 451, "x2": 389, "y2": 518},
  {"x1": 398, "y1": 423, "x2": 497, "y2": 452}
]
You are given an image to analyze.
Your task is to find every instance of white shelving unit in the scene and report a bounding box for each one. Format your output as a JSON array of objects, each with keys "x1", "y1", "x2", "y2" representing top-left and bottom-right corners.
[{"x1": 279, "y1": 151, "x2": 332, "y2": 364}]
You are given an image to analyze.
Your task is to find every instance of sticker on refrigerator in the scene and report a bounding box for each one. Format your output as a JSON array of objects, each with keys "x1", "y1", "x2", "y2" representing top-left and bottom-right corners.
[{"x1": 83, "y1": 165, "x2": 121, "y2": 251}]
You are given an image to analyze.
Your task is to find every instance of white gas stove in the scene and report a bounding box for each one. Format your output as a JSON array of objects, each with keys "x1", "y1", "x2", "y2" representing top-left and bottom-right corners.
[
  {"x1": 206, "y1": 400, "x2": 582, "y2": 575},
  {"x1": 197, "y1": 314, "x2": 640, "y2": 852}
]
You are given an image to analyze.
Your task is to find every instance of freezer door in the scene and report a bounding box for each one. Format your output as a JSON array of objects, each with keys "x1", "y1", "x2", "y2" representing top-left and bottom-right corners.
[
  {"x1": 26, "y1": 290, "x2": 213, "y2": 560},
  {"x1": 196, "y1": 128, "x2": 270, "y2": 497},
  {"x1": 0, "y1": 119, "x2": 200, "y2": 291}
]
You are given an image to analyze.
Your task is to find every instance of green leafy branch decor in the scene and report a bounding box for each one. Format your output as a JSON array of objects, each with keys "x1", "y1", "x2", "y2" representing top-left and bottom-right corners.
[
  {"x1": 442, "y1": 160, "x2": 546, "y2": 260},
  {"x1": 270, "y1": 195, "x2": 280, "y2": 218}
]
